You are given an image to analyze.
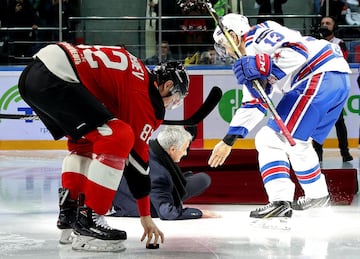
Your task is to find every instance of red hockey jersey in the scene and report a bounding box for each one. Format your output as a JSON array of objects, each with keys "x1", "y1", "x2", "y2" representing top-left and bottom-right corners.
[{"x1": 57, "y1": 43, "x2": 163, "y2": 164}]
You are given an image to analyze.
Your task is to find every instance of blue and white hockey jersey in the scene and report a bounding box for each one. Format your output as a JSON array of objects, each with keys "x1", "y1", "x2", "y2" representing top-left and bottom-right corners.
[{"x1": 228, "y1": 21, "x2": 351, "y2": 140}]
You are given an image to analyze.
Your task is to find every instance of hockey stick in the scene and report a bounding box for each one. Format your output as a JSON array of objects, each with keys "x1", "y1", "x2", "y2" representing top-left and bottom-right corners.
[
  {"x1": 163, "y1": 86, "x2": 222, "y2": 126},
  {"x1": 0, "y1": 86, "x2": 222, "y2": 126},
  {"x1": 0, "y1": 113, "x2": 39, "y2": 120},
  {"x1": 203, "y1": 1, "x2": 296, "y2": 146}
]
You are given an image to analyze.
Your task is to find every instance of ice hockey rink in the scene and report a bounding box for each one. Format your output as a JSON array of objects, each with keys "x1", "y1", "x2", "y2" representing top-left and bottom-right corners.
[{"x1": 0, "y1": 148, "x2": 359, "y2": 259}]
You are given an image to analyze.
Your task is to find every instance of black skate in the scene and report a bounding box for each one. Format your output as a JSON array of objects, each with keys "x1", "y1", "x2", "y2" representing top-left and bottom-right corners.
[
  {"x1": 342, "y1": 152, "x2": 353, "y2": 162},
  {"x1": 250, "y1": 201, "x2": 292, "y2": 230},
  {"x1": 291, "y1": 195, "x2": 330, "y2": 210},
  {"x1": 72, "y1": 193, "x2": 127, "y2": 252},
  {"x1": 250, "y1": 201, "x2": 292, "y2": 218},
  {"x1": 57, "y1": 188, "x2": 77, "y2": 244}
]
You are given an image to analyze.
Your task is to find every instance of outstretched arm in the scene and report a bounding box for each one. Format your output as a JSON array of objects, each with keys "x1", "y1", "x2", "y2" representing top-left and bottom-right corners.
[
  {"x1": 140, "y1": 216, "x2": 164, "y2": 247},
  {"x1": 123, "y1": 150, "x2": 165, "y2": 245},
  {"x1": 208, "y1": 140, "x2": 232, "y2": 168}
]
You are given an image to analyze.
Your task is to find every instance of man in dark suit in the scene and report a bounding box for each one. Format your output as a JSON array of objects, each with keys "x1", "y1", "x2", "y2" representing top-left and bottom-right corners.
[{"x1": 112, "y1": 126, "x2": 220, "y2": 220}]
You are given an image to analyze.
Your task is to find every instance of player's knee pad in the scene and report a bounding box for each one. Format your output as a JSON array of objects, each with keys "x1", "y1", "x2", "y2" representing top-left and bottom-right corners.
[
  {"x1": 287, "y1": 138, "x2": 319, "y2": 170},
  {"x1": 288, "y1": 138, "x2": 312, "y2": 156},
  {"x1": 85, "y1": 119, "x2": 135, "y2": 159},
  {"x1": 255, "y1": 126, "x2": 289, "y2": 166},
  {"x1": 67, "y1": 138, "x2": 93, "y2": 154},
  {"x1": 62, "y1": 153, "x2": 92, "y2": 175},
  {"x1": 61, "y1": 153, "x2": 92, "y2": 200},
  {"x1": 255, "y1": 126, "x2": 286, "y2": 152}
]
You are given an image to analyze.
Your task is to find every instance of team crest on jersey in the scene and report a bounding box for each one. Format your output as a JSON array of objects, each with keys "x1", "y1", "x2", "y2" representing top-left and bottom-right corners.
[{"x1": 331, "y1": 44, "x2": 343, "y2": 57}]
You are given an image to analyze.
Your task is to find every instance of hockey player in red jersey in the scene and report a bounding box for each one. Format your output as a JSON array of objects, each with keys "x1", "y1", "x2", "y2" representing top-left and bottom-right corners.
[{"x1": 17, "y1": 43, "x2": 190, "y2": 252}]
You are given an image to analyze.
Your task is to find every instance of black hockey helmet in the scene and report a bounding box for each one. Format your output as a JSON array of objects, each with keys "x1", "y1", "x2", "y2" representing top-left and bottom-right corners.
[{"x1": 153, "y1": 61, "x2": 190, "y2": 101}]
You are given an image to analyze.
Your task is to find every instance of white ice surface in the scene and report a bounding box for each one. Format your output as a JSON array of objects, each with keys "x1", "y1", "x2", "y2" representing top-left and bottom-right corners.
[{"x1": 0, "y1": 149, "x2": 359, "y2": 259}]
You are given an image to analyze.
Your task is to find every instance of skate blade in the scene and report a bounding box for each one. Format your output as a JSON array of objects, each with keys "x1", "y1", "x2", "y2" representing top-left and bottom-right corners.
[
  {"x1": 296, "y1": 206, "x2": 332, "y2": 217},
  {"x1": 72, "y1": 235, "x2": 126, "y2": 252},
  {"x1": 250, "y1": 217, "x2": 291, "y2": 230},
  {"x1": 59, "y1": 229, "x2": 75, "y2": 245}
]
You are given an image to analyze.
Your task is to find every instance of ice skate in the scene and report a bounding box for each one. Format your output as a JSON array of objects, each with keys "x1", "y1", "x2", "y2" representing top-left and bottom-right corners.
[
  {"x1": 57, "y1": 188, "x2": 77, "y2": 244},
  {"x1": 291, "y1": 195, "x2": 330, "y2": 210},
  {"x1": 71, "y1": 194, "x2": 127, "y2": 252},
  {"x1": 250, "y1": 201, "x2": 292, "y2": 230},
  {"x1": 342, "y1": 152, "x2": 353, "y2": 162},
  {"x1": 250, "y1": 201, "x2": 292, "y2": 219}
]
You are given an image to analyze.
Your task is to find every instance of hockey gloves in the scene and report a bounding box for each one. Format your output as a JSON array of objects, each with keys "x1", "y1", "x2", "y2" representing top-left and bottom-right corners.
[{"x1": 233, "y1": 54, "x2": 273, "y2": 99}]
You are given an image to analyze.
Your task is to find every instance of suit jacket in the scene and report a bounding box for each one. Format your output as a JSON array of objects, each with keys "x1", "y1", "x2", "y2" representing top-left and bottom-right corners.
[{"x1": 112, "y1": 147, "x2": 202, "y2": 220}]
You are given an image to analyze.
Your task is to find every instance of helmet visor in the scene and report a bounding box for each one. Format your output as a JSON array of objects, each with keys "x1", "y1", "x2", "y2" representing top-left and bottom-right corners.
[
  {"x1": 164, "y1": 91, "x2": 183, "y2": 110},
  {"x1": 214, "y1": 42, "x2": 228, "y2": 58},
  {"x1": 214, "y1": 42, "x2": 236, "y2": 60}
]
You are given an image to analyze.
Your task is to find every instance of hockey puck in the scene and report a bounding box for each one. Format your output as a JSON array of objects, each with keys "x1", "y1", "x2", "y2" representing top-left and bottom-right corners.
[{"x1": 146, "y1": 243, "x2": 160, "y2": 249}]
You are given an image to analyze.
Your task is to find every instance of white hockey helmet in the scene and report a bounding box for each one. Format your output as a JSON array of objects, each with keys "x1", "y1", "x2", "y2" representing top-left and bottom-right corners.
[{"x1": 213, "y1": 13, "x2": 250, "y2": 45}]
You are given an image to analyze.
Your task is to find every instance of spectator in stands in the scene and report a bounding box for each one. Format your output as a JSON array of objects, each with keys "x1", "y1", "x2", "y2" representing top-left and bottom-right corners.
[
  {"x1": 199, "y1": 47, "x2": 227, "y2": 65},
  {"x1": 255, "y1": 0, "x2": 288, "y2": 25},
  {"x1": 177, "y1": 0, "x2": 219, "y2": 59},
  {"x1": 312, "y1": 16, "x2": 353, "y2": 162},
  {"x1": 0, "y1": 0, "x2": 8, "y2": 25},
  {"x1": 184, "y1": 51, "x2": 200, "y2": 65},
  {"x1": 37, "y1": 0, "x2": 77, "y2": 42},
  {"x1": 208, "y1": 47, "x2": 233, "y2": 64},
  {"x1": 313, "y1": 0, "x2": 322, "y2": 14},
  {"x1": 312, "y1": 0, "x2": 323, "y2": 31},
  {"x1": 0, "y1": 0, "x2": 10, "y2": 62},
  {"x1": 320, "y1": 0, "x2": 347, "y2": 24},
  {"x1": 144, "y1": 40, "x2": 174, "y2": 65},
  {"x1": 3, "y1": 0, "x2": 39, "y2": 58},
  {"x1": 358, "y1": 69, "x2": 360, "y2": 145},
  {"x1": 180, "y1": 2, "x2": 208, "y2": 57},
  {"x1": 112, "y1": 125, "x2": 219, "y2": 220},
  {"x1": 199, "y1": 50, "x2": 212, "y2": 64},
  {"x1": 213, "y1": 0, "x2": 231, "y2": 16},
  {"x1": 149, "y1": 0, "x2": 183, "y2": 58}
]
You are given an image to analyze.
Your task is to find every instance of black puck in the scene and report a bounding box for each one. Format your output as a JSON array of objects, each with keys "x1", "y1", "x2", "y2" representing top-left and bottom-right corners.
[{"x1": 146, "y1": 243, "x2": 160, "y2": 249}]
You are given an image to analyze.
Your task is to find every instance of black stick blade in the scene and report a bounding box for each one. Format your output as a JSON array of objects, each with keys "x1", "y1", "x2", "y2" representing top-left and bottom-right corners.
[{"x1": 163, "y1": 86, "x2": 222, "y2": 126}]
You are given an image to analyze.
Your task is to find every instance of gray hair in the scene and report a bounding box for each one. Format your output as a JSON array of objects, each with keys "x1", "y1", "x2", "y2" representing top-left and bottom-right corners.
[{"x1": 156, "y1": 126, "x2": 192, "y2": 150}]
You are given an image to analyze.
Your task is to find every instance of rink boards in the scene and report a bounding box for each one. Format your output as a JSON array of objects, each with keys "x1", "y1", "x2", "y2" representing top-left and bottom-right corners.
[{"x1": 0, "y1": 65, "x2": 359, "y2": 150}]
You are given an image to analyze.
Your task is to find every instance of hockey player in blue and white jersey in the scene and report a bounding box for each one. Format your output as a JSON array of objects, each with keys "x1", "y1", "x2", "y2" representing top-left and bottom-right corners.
[{"x1": 208, "y1": 13, "x2": 351, "y2": 219}]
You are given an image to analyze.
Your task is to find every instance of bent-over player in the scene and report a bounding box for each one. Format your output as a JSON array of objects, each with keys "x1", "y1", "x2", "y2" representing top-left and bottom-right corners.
[
  {"x1": 208, "y1": 14, "x2": 351, "y2": 220},
  {"x1": 17, "y1": 42, "x2": 190, "y2": 251}
]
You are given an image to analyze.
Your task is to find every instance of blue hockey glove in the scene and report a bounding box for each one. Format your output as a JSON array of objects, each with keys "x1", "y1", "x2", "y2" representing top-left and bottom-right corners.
[{"x1": 232, "y1": 54, "x2": 273, "y2": 85}]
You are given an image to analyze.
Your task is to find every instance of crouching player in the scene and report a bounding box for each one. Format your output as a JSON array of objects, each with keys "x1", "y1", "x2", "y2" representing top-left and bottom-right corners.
[{"x1": 18, "y1": 42, "x2": 190, "y2": 251}]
